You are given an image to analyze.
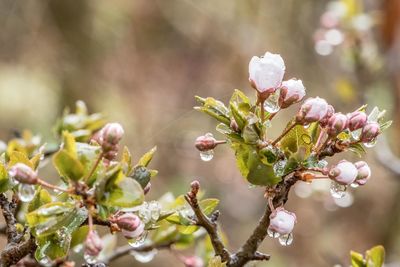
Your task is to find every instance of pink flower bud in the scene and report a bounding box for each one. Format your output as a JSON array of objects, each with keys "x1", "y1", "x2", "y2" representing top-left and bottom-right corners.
[
  {"x1": 329, "y1": 160, "x2": 358, "y2": 185},
  {"x1": 296, "y1": 97, "x2": 329, "y2": 124},
  {"x1": 182, "y1": 256, "x2": 204, "y2": 267},
  {"x1": 347, "y1": 111, "x2": 367, "y2": 131},
  {"x1": 195, "y1": 135, "x2": 217, "y2": 152},
  {"x1": 121, "y1": 216, "x2": 145, "y2": 239},
  {"x1": 101, "y1": 123, "x2": 124, "y2": 146},
  {"x1": 354, "y1": 161, "x2": 371, "y2": 185},
  {"x1": 268, "y1": 207, "x2": 296, "y2": 235},
  {"x1": 9, "y1": 163, "x2": 38, "y2": 185},
  {"x1": 116, "y1": 213, "x2": 142, "y2": 232},
  {"x1": 280, "y1": 79, "x2": 306, "y2": 108},
  {"x1": 319, "y1": 105, "x2": 335, "y2": 127},
  {"x1": 360, "y1": 122, "x2": 380, "y2": 143},
  {"x1": 249, "y1": 52, "x2": 285, "y2": 95},
  {"x1": 327, "y1": 112, "x2": 348, "y2": 136},
  {"x1": 85, "y1": 230, "x2": 103, "y2": 256}
]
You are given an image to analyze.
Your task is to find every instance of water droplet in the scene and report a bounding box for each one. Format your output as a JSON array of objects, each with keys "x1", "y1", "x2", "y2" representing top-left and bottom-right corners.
[
  {"x1": 273, "y1": 159, "x2": 287, "y2": 177},
  {"x1": 303, "y1": 124, "x2": 310, "y2": 129},
  {"x1": 248, "y1": 184, "x2": 257, "y2": 189},
  {"x1": 38, "y1": 256, "x2": 52, "y2": 267},
  {"x1": 139, "y1": 203, "x2": 151, "y2": 224},
  {"x1": 18, "y1": 184, "x2": 36, "y2": 202},
  {"x1": 200, "y1": 150, "x2": 214, "y2": 161},
  {"x1": 267, "y1": 228, "x2": 280, "y2": 238},
  {"x1": 351, "y1": 129, "x2": 362, "y2": 140},
  {"x1": 127, "y1": 230, "x2": 148, "y2": 248},
  {"x1": 317, "y1": 160, "x2": 328, "y2": 169},
  {"x1": 330, "y1": 181, "x2": 347, "y2": 199},
  {"x1": 148, "y1": 201, "x2": 161, "y2": 222},
  {"x1": 264, "y1": 120, "x2": 272, "y2": 128},
  {"x1": 333, "y1": 192, "x2": 354, "y2": 208},
  {"x1": 363, "y1": 138, "x2": 377, "y2": 148},
  {"x1": 263, "y1": 88, "x2": 281, "y2": 113},
  {"x1": 205, "y1": 132, "x2": 214, "y2": 138},
  {"x1": 278, "y1": 233, "x2": 293, "y2": 246},
  {"x1": 73, "y1": 244, "x2": 84, "y2": 253},
  {"x1": 350, "y1": 182, "x2": 359, "y2": 189},
  {"x1": 84, "y1": 253, "x2": 98, "y2": 264},
  {"x1": 294, "y1": 182, "x2": 313, "y2": 198},
  {"x1": 130, "y1": 248, "x2": 158, "y2": 263}
]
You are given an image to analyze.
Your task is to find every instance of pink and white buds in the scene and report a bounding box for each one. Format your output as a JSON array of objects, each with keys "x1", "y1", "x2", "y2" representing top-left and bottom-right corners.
[
  {"x1": 328, "y1": 160, "x2": 358, "y2": 185},
  {"x1": 280, "y1": 79, "x2": 306, "y2": 108},
  {"x1": 182, "y1": 256, "x2": 204, "y2": 267},
  {"x1": 85, "y1": 230, "x2": 103, "y2": 257},
  {"x1": 296, "y1": 97, "x2": 329, "y2": 124},
  {"x1": 327, "y1": 112, "x2": 348, "y2": 136},
  {"x1": 360, "y1": 122, "x2": 380, "y2": 143},
  {"x1": 120, "y1": 214, "x2": 145, "y2": 239},
  {"x1": 9, "y1": 163, "x2": 38, "y2": 185},
  {"x1": 249, "y1": 52, "x2": 285, "y2": 96},
  {"x1": 268, "y1": 207, "x2": 296, "y2": 235},
  {"x1": 354, "y1": 161, "x2": 371, "y2": 185},
  {"x1": 101, "y1": 123, "x2": 124, "y2": 146},
  {"x1": 347, "y1": 111, "x2": 367, "y2": 131},
  {"x1": 195, "y1": 134, "x2": 217, "y2": 152}
]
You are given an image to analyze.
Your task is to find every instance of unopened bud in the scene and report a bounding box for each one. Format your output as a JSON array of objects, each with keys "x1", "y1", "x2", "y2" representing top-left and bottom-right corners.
[
  {"x1": 347, "y1": 111, "x2": 367, "y2": 131},
  {"x1": 280, "y1": 79, "x2": 306, "y2": 109},
  {"x1": 121, "y1": 216, "x2": 145, "y2": 239},
  {"x1": 191, "y1": 180, "x2": 200, "y2": 195},
  {"x1": 9, "y1": 163, "x2": 38, "y2": 185},
  {"x1": 296, "y1": 97, "x2": 329, "y2": 124},
  {"x1": 230, "y1": 119, "x2": 240, "y2": 132},
  {"x1": 101, "y1": 123, "x2": 124, "y2": 146},
  {"x1": 328, "y1": 160, "x2": 358, "y2": 185},
  {"x1": 360, "y1": 122, "x2": 380, "y2": 143},
  {"x1": 116, "y1": 213, "x2": 142, "y2": 232},
  {"x1": 354, "y1": 161, "x2": 371, "y2": 185},
  {"x1": 195, "y1": 134, "x2": 217, "y2": 152},
  {"x1": 268, "y1": 207, "x2": 296, "y2": 235},
  {"x1": 319, "y1": 105, "x2": 335, "y2": 127},
  {"x1": 85, "y1": 230, "x2": 103, "y2": 256},
  {"x1": 182, "y1": 256, "x2": 204, "y2": 267},
  {"x1": 327, "y1": 112, "x2": 348, "y2": 136}
]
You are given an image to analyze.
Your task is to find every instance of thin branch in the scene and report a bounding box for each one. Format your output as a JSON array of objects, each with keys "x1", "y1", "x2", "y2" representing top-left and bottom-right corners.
[
  {"x1": 0, "y1": 193, "x2": 22, "y2": 243},
  {"x1": 184, "y1": 181, "x2": 230, "y2": 263},
  {"x1": 0, "y1": 234, "x2": 37, "y2": 267}
]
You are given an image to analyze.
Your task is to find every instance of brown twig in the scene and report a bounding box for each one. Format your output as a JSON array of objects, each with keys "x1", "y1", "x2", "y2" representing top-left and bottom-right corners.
[{"x1": 184, "y1": 181, "x2": 230, "y2": 263}]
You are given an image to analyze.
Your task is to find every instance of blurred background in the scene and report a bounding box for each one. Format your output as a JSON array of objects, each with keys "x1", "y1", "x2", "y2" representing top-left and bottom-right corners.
[{"x1": 0, "y1": 0, "x2": 399, "y2": 266}]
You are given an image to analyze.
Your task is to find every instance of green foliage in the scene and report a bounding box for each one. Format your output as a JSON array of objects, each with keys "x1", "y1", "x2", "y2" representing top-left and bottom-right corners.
[{"x1": 350, "y1": 245, "x2": 385, "y2": 267}]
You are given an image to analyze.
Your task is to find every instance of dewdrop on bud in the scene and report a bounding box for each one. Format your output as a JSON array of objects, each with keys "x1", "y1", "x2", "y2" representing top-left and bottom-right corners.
[
  {"x1": 249, "y1": 52, "x2": 285, "y2": 97},
  {"x1": 327, "y1": 113, "x2": 348, "y2": 136},
  {"x1": 280, "y1": 79, "x2": 306, "y2": 109},
  {"x1": 9, "y1": 163, "x2": 38, "y2": 185},
  {"x1": 182, "y1": 256, "x2": 204, "y2": 267},
  {"x1": 101, "y1": 123, "x2": 124, "y2": 146},
  {"x1": 360, "y1": 122, "x2": 380, "y2": 146},
  {"x1": 268, "y1": 207, "x2": 296, "y2": 236},
  {"x1": 328, "y1": 160, "x2": 358, "y2": 185},
  {"x1": 296, "y1": 97, "x2": 329, "y2": 124},
  {"x1": 347, "y1": 111, "x2": 367, "y2": 131},
  {"x1": 354, "y1": 161, "x2": 371, "y2": 186},
  {"x1": 84, "y1": 230, "x2": 103, "y2": 261}
]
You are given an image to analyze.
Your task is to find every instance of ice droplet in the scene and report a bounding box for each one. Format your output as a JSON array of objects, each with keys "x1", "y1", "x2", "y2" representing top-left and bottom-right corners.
[
  {"x1": 127, "y1": 230, "x2": 148, "y2": 248},
  {"x1": 130, "y1": 248, "x2": 158, "y2": 263},
  {"x1": 317, "y1": 160, "x2": 328, "y2": 169},
  {"x1": 18, "y1": 184, "x2": 36, "y2": 202},
  {"x1": 351, "y1": 129, "x2": 362, "y2": 140},
  {"x1": 200, "y1": 150, "x2": 214, "y2": 161},
  {"x1": 263, "y1": 88, "x2": 281, "y2": 113},
  {"x1": 278, "y1": 233, "x2": 293, "y2": 246},
  {"x1": 350, "y1": 182, "x2": 359, "y2": 189},
  {"x1": 273, "y1": 159, "x2": 287, "y2": 177},
  {"x1": 84, "y1": 253, "x2": 98, "y2": 264},
  {"x1": 363, "y1": 138, "x2": 377, "y2": 148},
  {"x1": 267, "y1": 228, "x2": 280, "y2": 238},
  {"x1": 333, "y1": 191, "x2": 354, "y2": 208},
  {"x1": 38, "y1": 257, "x2": 52, "y2": 267},
  {"x1": 148, "y1": 201, "x2": 161, "y2": 222},
  {"x1": 330, "y1": 181, "x2": 347, "y2": 199}
]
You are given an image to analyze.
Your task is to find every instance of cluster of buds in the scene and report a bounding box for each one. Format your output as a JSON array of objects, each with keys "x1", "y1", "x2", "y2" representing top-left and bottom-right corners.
[
  {"x1": 84, "y1": 230, "x2": 103, "y2": 257},
  {"x1": 328, "y1": 160, "x2": 371, "y2": 186},
  {"x1": 112, "y1": 212, "x2": 145, "y2": 240},
  {"x1": 249, "y1": 52, "x2": 306, "y2": 108},
  {"x1": 9, "y1": 163, "x2": 38, "y2": 185},
  {"x1": 94, "y1": 123, "x2": 124, "y2": 161}
]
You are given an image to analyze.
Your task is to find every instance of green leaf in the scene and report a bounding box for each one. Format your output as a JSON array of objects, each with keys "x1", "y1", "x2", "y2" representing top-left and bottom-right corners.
[
  {"x1": 199, "y1": 198, "x2": 219, "y2": 215},
  {"x1": 0, "y1": 163, "x2": 10, "y2": 193},
  {"x1": 35, "y1": 231, "x2": 71, "y2": 261},
  {"x1": 131, "y1": 166, "x2": 151, "y2": 188},
  {"x1": 121, "y1": 146, "x2": 133, "y2": 175},
  {"x1": 242, "y1": 124, "x2": 260, "y2": 144},
  {"x1": 379, "y1": 120, "x2": 392, "y2": 132},
  {"x1": 62, "y1": 131, "x2": 77, "y2": 158},
  {"x1": 366, "y1": 245, "x2": 385, "y2": 267},
  {"x1": 280, "y1": 124, "x2": 313, "y2": 159},
  {"x1": 195, "y1": 96, "x2": 231, "y2": 125},
  {"x1": 8, "y1": 151, "x2": 33, "y2": 168},
  {"x1": 246, "y1": 148, "x2": 281, "y2": 185},
  {"x1": 28, "y1": 188, "x2": 52, "y2": 213},
  {"x1": 350, "y1": 251, "x2": 365, "y2": 267},
  {"x1": 53, "y1": 150, "x2": 85, "y2": 181},
  {"x1": 137, "y1": 146, "x2": 157, "y2": 167},
  {"x1": 229, "y1": 89, "x2": 251, "y2": 131},
  {"x1": 70, "y1": 225, "x2": 89, "y2": 249}
]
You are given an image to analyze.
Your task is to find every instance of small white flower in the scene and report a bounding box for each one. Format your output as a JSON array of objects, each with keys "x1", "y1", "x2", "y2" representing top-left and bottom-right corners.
[
  {"x1": 249, "y1": 52, "x2": 285, "y2": 94},
  {"x1": 281, "y1": 79, "x2": 306, "y2": 108},
  {"x1": 329, "y1": 160, "x2": 358, "y2": 185},
  {"x1": 268, "y1": 207, "x2": 296, "y2": 235}
]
